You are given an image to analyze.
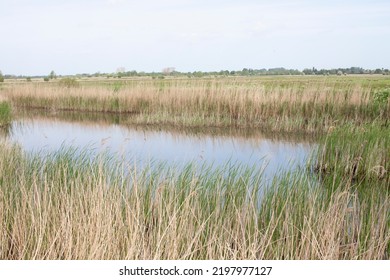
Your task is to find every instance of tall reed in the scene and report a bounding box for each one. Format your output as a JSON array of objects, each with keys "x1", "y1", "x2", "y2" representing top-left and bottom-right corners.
[
  {"x1": 0, "y1": 142, "x2": 388, "y2": 259},
  {"x1": 2, "y1": 77, "x2": 388, "y2": 132}
]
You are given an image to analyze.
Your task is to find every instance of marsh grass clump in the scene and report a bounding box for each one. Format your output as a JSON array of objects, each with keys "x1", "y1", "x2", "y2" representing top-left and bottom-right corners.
[
  {"x1": 0, "y1": 142, "x2": 388, "y2": 260},
  {"x1": 318, "y1": 124, "x2": 389, "y2": 185},
  {"x1": 0, "y1": 101, "x2": 12, "y2": 127}
]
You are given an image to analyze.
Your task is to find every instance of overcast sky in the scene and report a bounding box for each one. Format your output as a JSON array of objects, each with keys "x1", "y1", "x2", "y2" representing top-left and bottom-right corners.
[{"x1": 1, "y1": 0, "x2": 389, "y2": 75}]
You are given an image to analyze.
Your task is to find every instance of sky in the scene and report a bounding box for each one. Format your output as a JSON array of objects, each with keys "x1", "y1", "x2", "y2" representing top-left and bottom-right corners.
[{"x1": 0, "y1": 0, "x2": 389, "y2": 75}]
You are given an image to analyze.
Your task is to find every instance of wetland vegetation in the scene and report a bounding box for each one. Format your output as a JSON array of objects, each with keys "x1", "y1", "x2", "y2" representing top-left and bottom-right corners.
[
  {"x1": 0, "y1": 100, "x2": 12, "y2": 127},
  {"x1": 2, "y1": 76, "x2": 389, "y2": 132},
  {"x1": 0, "y1": 75, "x2": 388, "y2": 259}
]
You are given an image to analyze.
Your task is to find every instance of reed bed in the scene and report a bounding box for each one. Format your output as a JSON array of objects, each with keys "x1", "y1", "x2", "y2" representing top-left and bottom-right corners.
[
  {"x1": 2, "y1": 77, "x2": 388, "y2": 132},
  {"x1": 0, "y1": 142, "x2": 388, "y2": 260}
]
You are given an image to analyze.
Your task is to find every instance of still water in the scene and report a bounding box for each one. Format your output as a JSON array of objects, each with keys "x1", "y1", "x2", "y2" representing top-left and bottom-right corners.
[{"x1": 7, "y1": 113, "x2": 317, "y2": 182}]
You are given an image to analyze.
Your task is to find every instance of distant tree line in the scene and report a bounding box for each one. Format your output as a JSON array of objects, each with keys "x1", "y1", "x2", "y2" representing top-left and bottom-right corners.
[
  {"x1": 79, "y1": 67, "x2": 389, "y2": 78},
  {"x1": 301, "y1": 67, "x2": 389, "y2": 76},
  {"x1": 64, "y1": 67, "x2": 390, "y2": 78},
  {"x1": 1, "y1": 67, "x2": 389, "y2": 80}
]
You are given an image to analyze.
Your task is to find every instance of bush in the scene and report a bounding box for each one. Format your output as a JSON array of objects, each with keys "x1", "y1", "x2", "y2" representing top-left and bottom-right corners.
[
  {"x1": 43, "y1": 77, "x2": 50, "y2": 82},
  {"x1": 58, "y1": 78, "x2": 80, "y2": 88}
]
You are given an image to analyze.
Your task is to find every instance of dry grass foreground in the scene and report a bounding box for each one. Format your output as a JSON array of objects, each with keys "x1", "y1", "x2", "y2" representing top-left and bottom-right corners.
[{"x1": 0, "y1": 142, "x2": 388, "y2": 260}]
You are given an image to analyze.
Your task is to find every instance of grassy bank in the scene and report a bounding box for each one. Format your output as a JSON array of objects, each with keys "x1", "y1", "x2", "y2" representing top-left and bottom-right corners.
[
  {"x1": 0, "y1": 142, "x2": 388, "y2": 260},
  {"x1": 2, "y1": 76, "x2": 389, "y2": 132}
]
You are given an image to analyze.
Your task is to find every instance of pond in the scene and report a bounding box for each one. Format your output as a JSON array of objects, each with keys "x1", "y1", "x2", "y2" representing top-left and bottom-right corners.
[{"x1": 5, "y1": 111, "x2": 318, "y2": 183}]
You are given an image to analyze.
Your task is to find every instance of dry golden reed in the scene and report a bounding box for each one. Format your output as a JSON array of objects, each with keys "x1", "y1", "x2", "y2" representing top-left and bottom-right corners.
[{"x1": 2, "y1": 77, "x2": 387, "y2": 132}]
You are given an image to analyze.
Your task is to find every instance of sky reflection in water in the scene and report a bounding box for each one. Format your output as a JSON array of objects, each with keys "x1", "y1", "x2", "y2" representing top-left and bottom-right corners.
[{"x1": 9, "y1": 118, "x2": 317, "y2": 183}]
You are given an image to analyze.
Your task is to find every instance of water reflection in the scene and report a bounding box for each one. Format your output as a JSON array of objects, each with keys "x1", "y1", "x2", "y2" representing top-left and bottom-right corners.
[{"x1": 8, "y1": 111, "x2": 318, "y2": 183}]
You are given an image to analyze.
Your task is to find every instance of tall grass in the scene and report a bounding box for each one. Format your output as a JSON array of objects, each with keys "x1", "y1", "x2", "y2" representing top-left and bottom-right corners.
[
  {"x1": 0, "y1": 142, "x2": 388, "y2": 259},
  {"x1": 2, "y1": 77, "x2": 389, "y2": 132},
  {"x1": 0, "y1": 100, "x2": 12, "y2": 127},
  {"x1": 318, "y1": 124, "x2": 389, "y2": 186}
]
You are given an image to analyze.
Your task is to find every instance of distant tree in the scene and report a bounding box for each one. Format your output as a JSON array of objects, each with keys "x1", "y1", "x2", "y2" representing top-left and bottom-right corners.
[
  {"x1": 193, "y1": 71, "x2": 204, "y2": 78},
  {"x1": 241, "y1": 68, "x2": 250, "y2": 76},
  {"x1": 49, "y1": 70, "x2": 57, "y2": 80},
  {"x1": 43, "y1": 77, "x2": 50, "y2": 82},
  {"x1": 0, "y1": 71, "x2": 4, "y2": 83},
  {"x1": 26, "y1": 77, "x2": 32, "y2": 82},
  {"x1": 126, "y1": 70, "x2": 138, "y2": 77},
  {"x1": 219, "y1": 70, "x2": 229, "y2": 76},
  {"x1": 351, "y1": 67, "x2": 364, "y2": 74}
]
